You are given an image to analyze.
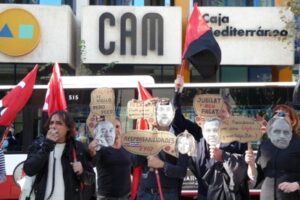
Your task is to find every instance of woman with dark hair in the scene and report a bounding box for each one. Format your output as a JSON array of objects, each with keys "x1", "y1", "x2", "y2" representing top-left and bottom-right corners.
[{"x1": 23, "y1": 110, "x2": 95, "y2": 200}]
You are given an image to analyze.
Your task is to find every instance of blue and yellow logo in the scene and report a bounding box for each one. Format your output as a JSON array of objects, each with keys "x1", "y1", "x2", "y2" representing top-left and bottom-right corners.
[{"x1": 0, "y1": 8, "x2": 40, "y2": 56}]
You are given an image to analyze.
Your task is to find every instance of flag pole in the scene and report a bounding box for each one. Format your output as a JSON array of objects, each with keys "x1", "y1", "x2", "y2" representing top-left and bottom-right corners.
[
  {"x1": 155, "y1": 169, "x2": 164, "y2": 200},
  {"x1": 179, "y1": 59, "x2": 186, "y2": 77}
]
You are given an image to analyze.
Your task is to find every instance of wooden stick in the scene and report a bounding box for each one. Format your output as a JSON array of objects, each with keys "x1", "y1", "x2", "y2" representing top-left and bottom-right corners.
[{"x1": 247, "y1": 142, "x2": 253, "y2": 151}]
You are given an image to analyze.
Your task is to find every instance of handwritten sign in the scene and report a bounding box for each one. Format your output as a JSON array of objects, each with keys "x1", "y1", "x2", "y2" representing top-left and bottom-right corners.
[
  {"x1": 87, "y1": 88, "x2": 115, "y2": 135},
  {"x1": 220, "y1": 116, "x2": 262, "y2": 143},
  {"x1": 122, "y1": 130, "x2": 176, "y2": 156},
  {"x1": 127, "y1": 99, "x2": 156, "y2": 120},
  {"x1": 90, "y1": 88, "x2": 115, "y2": 117},
  {"x1": 193, "y1": 94, "x2": 224, "y2": 117}
]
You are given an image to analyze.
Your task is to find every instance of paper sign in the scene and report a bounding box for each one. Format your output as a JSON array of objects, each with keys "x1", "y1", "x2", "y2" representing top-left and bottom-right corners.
[
  {"x1": 122, "y1": 130, "x2": 176, "y2": 156},
  {"x1": 127, "y1": 99, "x2": 156, "y2": 120},
  {"x1": 90, "y1": 88, "x2": 115, "y2": 117},
  {"x1": 220, "y1": 116, "x2": 262, "y2": 143},
  {"x1": 193, "y1": 94, "x2": 224, "y2": 117}
]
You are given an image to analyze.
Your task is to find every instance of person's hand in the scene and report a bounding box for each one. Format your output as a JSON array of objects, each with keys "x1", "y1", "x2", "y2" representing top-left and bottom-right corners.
[
  {"x1": 46, "y1": 129, "x2": 59, "y2": 142},
  {"x1": 209, "y1": 146, "x2": 223, "y2": 161},
  {"x1": 278, "y1": 182, "x2": 300, "y2": 193},
  {"x1": 88, "y1": 140, "x2": 99, "y2": 156},
  {"x1": 70, "y1": 161, "x2": 83, "y2": 175},
  {"x1": 174, "y1": 75, "x2": 184, "y2": 93},
  {"x1": 147, "y1": 155, "x2": 164, "y2": 169},
  {"x1": 245, "y1": 149, "x2": 256, "y2": 167},
  {"x1": 195, "y1": 115, "x2": 205, "y2": 127}
]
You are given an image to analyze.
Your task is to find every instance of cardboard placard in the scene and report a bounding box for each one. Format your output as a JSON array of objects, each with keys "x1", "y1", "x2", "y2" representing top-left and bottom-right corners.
[
  {"x1": 127, "y1": 99, "x2": 156, "y2": 120},
  {"x1": 122, "y1": 130, "x2": 176, "y2": 156},
  {"x1": 90, "y1": 88, "x2": 115, "y2": 117},
  {"x1": 220, "y1": 116, "x2": 262, "y2": 143},
  {"x1": 87, "y1": 88, "x2": 115, "y2": 135},
  {"x1": 193, "y1": 94, "x2": 224, "y2": 117}
]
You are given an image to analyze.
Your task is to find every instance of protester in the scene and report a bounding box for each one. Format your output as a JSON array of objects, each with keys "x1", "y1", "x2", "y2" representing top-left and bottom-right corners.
[
  {"x1": 89, "y1": 118, "x2": 136, "y2": 200},
  {"x1": 272, "y1": 104, "x2": 299, "y2": 135},
  {"x1": 245, "y1": 116, "x2": 300, "y2": 200},
  {"x1": 0, "y1": 148, "x2": 6, "y2": 183},
  {"x1": 172, "y1": 75, "x2": 249, "y2": 200},
  {"x1": 136, "y1": 98, "x2": 189, "y2": 200},
  {"x1": 3, "y1": 124, "x2": 22, "y2": 151},
  {"x1": 23, "y1": 110, "x2": 95, "y2": 200}
]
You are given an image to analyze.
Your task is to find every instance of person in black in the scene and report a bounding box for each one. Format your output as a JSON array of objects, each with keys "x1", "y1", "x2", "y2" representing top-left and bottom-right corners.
[
  {"x1": 246, "y1": 114, "x2": 300, "y2": 200},
  {"x1": 172, "y1": 75, "x2": 249, "y2": 200},
  {"x1": 88, "y1": 118, "x2": 136, "y2": 200},
  {"x1": 136, "y1": 98, "x2": 189, "y2": 200},
  {"x1": 23, "y1": 110, "x2": 95, "y2": 200}
]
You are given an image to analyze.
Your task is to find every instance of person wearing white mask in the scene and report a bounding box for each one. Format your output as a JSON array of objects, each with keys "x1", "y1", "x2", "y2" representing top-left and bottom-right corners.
[{"x1": 245, "y1": 116, "x2": 300, "y2": 200}]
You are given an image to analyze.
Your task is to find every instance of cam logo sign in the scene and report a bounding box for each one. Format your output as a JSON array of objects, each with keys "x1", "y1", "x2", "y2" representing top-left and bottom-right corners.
[{"x1": 0, "y1": 8, "x2": 40, "y2": 56}]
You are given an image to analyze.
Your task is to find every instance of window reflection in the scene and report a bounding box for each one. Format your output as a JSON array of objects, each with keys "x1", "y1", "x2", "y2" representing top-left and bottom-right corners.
[{"x1": 196, "y1": 0, "x2": 274, "y2": 6}]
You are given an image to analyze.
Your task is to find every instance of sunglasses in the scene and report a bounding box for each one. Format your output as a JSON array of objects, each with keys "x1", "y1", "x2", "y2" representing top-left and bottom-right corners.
[{"x1": 273, "y1": 111, "x2": 288, "y2": 118}]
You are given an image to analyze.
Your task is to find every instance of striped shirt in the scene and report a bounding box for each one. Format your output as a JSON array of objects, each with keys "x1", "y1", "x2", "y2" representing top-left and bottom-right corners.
[{"x1": 0, "y1": 148, "x2": 6, "y2": 183}]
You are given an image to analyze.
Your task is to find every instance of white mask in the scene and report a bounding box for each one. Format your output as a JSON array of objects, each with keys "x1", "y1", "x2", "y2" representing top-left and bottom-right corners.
[
  {"x1": 176, "y1": 131, "x2": 197, "y2": 156},
  {"x1": 156, "y1": 100, "x2": 175, "y2": 127},
  {"x1": 203, "y1": 119, "x2": 220, "y2": 147},
  {"x1": 94, "y1": 121, "x2": 115, "y2": 149},
  {"x1": 267, "y1": 118, "x2": 292, "y2": 149}
]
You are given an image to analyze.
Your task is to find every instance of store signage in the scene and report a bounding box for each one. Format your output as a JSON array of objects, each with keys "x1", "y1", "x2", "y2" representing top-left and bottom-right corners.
[
  {"x1": 0, "y1": 5, "x2": 75, "y2": 68},
  {"x1": 0, "y1": 8, "x2": 40, "y2": 56},
  {"x1": 81, "y1": 6, "x2": 182, "y2": 64},
  {"x1": 200, "y1": 7, "x2": 294, "y2": 65}
]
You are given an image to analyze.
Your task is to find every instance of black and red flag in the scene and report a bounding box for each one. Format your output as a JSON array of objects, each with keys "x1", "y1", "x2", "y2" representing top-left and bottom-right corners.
[{"x1": 181, "y1": 3, "x2": 221, "y2": 78}]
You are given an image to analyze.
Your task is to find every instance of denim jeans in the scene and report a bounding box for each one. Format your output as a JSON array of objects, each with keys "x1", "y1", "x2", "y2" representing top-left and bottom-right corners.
[{"x1": 197, "y1": 195, "x2": 207, "y2": 200}]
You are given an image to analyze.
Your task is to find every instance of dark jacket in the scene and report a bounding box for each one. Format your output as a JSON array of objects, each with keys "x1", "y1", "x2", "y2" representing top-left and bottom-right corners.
[
  {"x1": 23, "y1": 136, "x2": 95, "y2": 200},
  {"x1": 256, "y1": 135, "x2": 300, "y2": 200},
  {"x1": 172, "y1": 92, "x2": 249, "y2": 200}
]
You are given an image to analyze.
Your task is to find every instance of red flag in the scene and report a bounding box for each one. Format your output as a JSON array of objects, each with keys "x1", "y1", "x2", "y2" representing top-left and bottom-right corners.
[
  {"x1": 136, "y1": 81, "x2": 152, "y2": 130},
  {"x1": 42, "y1": 63, "x2": 67, "y2": 116},
  {"x1": 130, "y1": 81, "x2": 153, "y2": 200},
  {"x1": 181, "y1": 3, "x2": 221, "y2": 78},
  {"x1": 0, "y1": 65, "x2": 38, "y2": 126}
]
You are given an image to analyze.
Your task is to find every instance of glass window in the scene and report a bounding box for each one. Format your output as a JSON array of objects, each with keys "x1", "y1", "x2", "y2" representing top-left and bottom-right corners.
[
  {"x1": 196, "y1": 0, "x2": 274, "y2": 6},
  {"x1": 91, "y1": 0, "x2": 172, "y2": 6}
]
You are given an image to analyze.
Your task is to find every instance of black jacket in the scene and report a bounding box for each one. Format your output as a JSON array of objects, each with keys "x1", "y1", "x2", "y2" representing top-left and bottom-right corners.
[
  {"x1": 172, "y1": 92, "x2": 249, "y2": 200},
  {"x1": 23, "y1": 136, "x2": 95, "y2": 200},
  {"x1": 256, "y1": 135, "x2": 300, "y2": 200}
]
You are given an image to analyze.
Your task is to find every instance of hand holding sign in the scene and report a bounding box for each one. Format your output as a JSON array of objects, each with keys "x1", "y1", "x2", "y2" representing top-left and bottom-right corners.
[{"x1": 93, "y1": 120, "x2": 116, "y2": 150}]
